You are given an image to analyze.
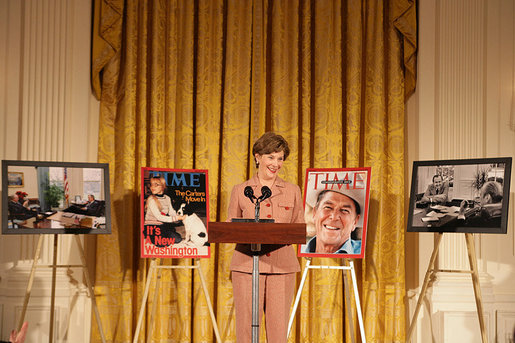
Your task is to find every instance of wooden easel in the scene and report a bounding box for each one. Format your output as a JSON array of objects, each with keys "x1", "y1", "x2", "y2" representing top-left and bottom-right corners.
[
  {"x1": 406, "y1": 233, "x2": 488, "y2": 343},
  {"x1": 132, "y1": 258, "x2": 222, "y2": 343},
  {"x1": 18, "y1": 234, "x2": 106, "y2": 343},
  {"x1": 287, "y1": 258, "x2": 367, "y2": 343}
]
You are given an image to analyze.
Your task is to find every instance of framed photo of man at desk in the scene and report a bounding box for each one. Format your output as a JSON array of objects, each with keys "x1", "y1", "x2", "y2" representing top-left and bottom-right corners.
[
  {"x1": 298, "y1": 167, "x2": 371, "y2": 258},
  {"x1": 407, "y1": 157, "x2": 512, "y2": 234},
  {"x1": 2, "y1": 160, "x2": 111, "y2": 234}
]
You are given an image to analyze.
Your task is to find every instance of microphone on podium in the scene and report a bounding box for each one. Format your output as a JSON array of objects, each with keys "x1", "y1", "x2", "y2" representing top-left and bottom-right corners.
[
  {"x1": 258, "y1": 186, "x2": 271, "y2": 202},
  {"x1": 242, "y1": 186, "x2": 272, "y2": 221},
  {"x1": 244, "y1": 186, "x2": 256, "y2": 203}
]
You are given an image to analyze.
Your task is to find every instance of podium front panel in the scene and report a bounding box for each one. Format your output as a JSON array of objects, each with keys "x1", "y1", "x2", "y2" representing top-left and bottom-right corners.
[{"x1": 208, "y1": 222, "x2": 305, "y2": 244}]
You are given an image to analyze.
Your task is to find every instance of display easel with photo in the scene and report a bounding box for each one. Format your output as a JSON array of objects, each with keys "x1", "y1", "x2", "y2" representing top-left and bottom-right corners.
[
  {"x1": 18, "y1": 234, "x2": 106, "y2": 343},
  {"x1": 1, "y1": 160, "x2": 112, "y2": 342},
  {"x1": 290, "y1": 168, "x2": 372, "y2": 342},
  {"x1": 134, "y1": 168, "x2": 219, "y2": 342},
  {"x1": 405, "y1": 157, "x2": 512, "y2": 343}
]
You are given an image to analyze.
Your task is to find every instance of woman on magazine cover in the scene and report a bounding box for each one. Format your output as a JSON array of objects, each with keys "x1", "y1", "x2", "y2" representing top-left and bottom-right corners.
[
  {"x1": 227, "y1": 132, "x2": 304, "y2": 342},
  {"x1": 144, "y1": 175, "x2": 183, "y2": 245}
]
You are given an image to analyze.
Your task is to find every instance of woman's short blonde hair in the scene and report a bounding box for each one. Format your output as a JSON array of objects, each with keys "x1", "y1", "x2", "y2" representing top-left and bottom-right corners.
[{"x1": 252, "y1": 132, "x2": 290, "y2": 168}]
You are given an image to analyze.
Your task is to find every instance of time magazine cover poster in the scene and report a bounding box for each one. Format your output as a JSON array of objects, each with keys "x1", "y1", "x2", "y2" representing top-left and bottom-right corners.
[
  {"x1": 141, "y1": 168, "x2": 210, "y2": 258},
  {"x1": 298, "y1": 168, "x2": 371, "y2": 258}
]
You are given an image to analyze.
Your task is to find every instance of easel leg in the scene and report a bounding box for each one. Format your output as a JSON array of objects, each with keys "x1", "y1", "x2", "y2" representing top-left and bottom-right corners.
[
  {"x1": 49, "y1": 234, "x2": 58, "y2": 343},
  {"x1": 195, "y1": 259, "x2": 222, "y2": 343},
  {"x1": 18, "y1": 235, "x2": 44, "y2": 331},
  {"x1": 74, "y1": 235, "x2": 107, "y2": 343},
  {"x1": 406, "y1": 232, "x2": 444, "y2": 343},
  {"x1": 133, "y1": 259, "x2": 157, "y2": 343},
  {"x1": 343, "y1": 260, "x2": 356, "y2": 343},
  {"x1": 349, "y1": 261, "x2": 366, "y2": 343},
  {"x1": 287, "y1": 258, "x2": 311, "y2": 338},
  {"x1": 146, "y1": 261, "x2": 163, "y2": 343},
  {"x1": 465, "y1": 233, "x2": 488, "y2": 343}
]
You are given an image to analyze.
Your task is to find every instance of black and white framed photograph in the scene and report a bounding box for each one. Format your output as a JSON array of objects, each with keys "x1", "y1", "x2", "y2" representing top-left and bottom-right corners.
[{"x1": 407, "y1": 157, "x2": 512, "y2": 234}]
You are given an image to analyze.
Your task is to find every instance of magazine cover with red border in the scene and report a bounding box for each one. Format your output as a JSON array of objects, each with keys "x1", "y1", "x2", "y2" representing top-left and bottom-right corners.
[
  {"x1": 298, "y1": 167, "x2": 371, "y2": 259},
  {"x1": 140, "y1": 167, "x2": 210, "y2": 258}
]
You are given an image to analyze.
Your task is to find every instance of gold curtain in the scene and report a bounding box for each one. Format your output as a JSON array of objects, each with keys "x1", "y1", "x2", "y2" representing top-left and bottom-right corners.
[{"x1": 91, "y1": 0, "x2": 416, "y2": 342}]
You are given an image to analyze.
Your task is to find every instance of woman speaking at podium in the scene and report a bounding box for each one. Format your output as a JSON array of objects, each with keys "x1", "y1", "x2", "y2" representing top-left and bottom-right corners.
[{"x1": 227, "y1": 132, "x2": 304, "y2": 342}]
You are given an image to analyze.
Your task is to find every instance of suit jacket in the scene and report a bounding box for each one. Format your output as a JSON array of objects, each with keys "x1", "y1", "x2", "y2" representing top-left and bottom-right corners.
[
  {"x1": 8, "y1": 200, "x2": 36, "y2": 220},
  {"x1": 228, "y1": 174, "x2": 304, "y2": 274},
  {"x1": 65, "y1": 200, "x2": 103, "y2": 217},
  {"x1": 422, "y1": 182, "x2": 449, "y2": 203}
]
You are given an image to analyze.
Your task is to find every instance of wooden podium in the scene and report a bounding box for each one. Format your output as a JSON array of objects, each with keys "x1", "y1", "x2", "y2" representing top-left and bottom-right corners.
[
  {"x1": 208, "y1": 221, "x2": 306, "y2": 343},
  {"x1": 208, "y1": 221, "x2": 306, "y2": 244}
]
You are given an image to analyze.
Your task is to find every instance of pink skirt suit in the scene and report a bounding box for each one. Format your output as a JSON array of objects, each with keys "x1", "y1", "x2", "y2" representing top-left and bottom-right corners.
[{"x1": 227, "y1": 174, "x2": 304, "y2": 342}]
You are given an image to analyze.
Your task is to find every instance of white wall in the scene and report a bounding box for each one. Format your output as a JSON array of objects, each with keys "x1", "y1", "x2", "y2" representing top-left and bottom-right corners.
[
  {"x1": 0, "y1": 0, "x2": 100, "y2": 342},
  {"x1": 406, "y1": 0, "x2": 515, "y2": 342}
]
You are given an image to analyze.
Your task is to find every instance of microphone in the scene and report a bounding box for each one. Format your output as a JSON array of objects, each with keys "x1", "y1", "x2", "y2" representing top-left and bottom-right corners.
[
  {"x1": 258, "y1": 186, "x2": 272, "y2": 202},
  {"x1": 244, "y1": 186, "x2": 255, "y2": 203},
  {"x1": 254, "y1": 186, "x2": 271, "y2": 221}
]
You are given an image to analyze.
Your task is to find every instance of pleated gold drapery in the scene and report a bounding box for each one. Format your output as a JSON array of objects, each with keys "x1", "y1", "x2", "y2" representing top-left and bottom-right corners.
[{"x1": 91, "y1": 0, "x2": 416, "y2": 342}]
